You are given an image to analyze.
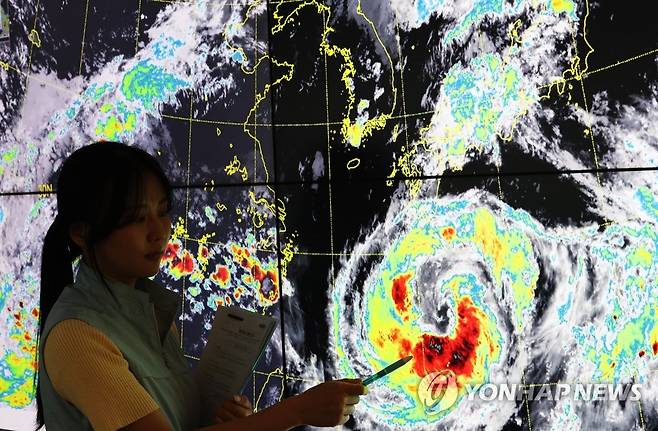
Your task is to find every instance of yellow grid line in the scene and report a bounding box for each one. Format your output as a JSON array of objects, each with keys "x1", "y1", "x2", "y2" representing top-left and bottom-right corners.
[
  {"x1": 180, "y1": 355, "x2": 317, "y2": 384},
  {"x1": 254, "y1": 370, "x2": 314, "y2": 383},
  {"x1": 175, "y1": 216, "x2": 658, "y2": 260},
  {"x1": 252, "y1": 8, "x2": 257, "y2": 404},
  {"x1": 24, "y1": 0, "x2": 42, "y2": 87},
  {"x1": 287, "y1": 218, "x2": 652, "y2": 258},
  {"x1": 293, "y1": 251, "x2": 385, "y2": 257},
  {"x1": 638, "y1": 399, "x2": 646, "y2": 430},
  {"x1": 159, "y1": 42, "x2": 657, "y2": 130},
  {"x1": 0, "y1": 60, "x2": 78, "y2": 96},
  {"x1": 149, "y1": 0, "x2": 191, "y2": 3},
  {"x1": 78, "y1": 0, "x2": 91, "y2": 75},
  {"x1": 496, "y1": 164, "x2": 504, "y2": 201},
  {"x1": 147, "y1": 0, "x2": 301, "y2": 4},
  {"x1": 394, "y1": 20, "x2": 415, "y2": 195},
  {"x1": 538, "y1": 47, "x2": 658, "y2": 90},
  {"x1": 585, "y1": 47, "x2": 658, "y2": 78},
  {"x1": 522, "y1": 372, "x2": 533, "y2": 431},
  {"x1": 578, "y1": 77, "x2": 602, "y2": 186},
  {"x1": 320, "y1": 6, "x2": 341, "y2": 399},
  {"x1": 161, "y1": 109, "x2": 436, "y2": 127},
  {"x1": 135, "y1": 0, "x2": 143, "y2": 54},
  {"x1": 256, "y1": 373, "x2": 658, "y2": 390},
  {"x1": 180, "y1": 231, "x2": 273, "y2": 251},
  {"x1": 253, "y1": 8, "x2": 258, "y2": 180},
  {"x1": 514, "y1": 376, "x2": 651, "y2": 430},
  {"x1": 254, "y1": 367, "x2": 286, "y2": 410},
  {"x1": 0, "y1": 23, "x2": 653, "y2": 132},
  {"x1": 635, "y1": 372, "x2": 646, "y2": 430},
  {"x1": 179, "y1": 92, "x2": 193, "y2": 345},
  {"x1": 2, "y1": 41, "x2": 652, "y2": 128},
  {"x1": 322, "y1": 6, "x2": 334, "y2": 258},
  {"x1": 151, "y1": 373, "x2": 653, "y2": 389},
  {"x1": 571, "y1": 1, "x2": 609, "y2": 227}
]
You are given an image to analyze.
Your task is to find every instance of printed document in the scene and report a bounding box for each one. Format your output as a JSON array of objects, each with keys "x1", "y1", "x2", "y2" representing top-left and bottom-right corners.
[{"x1": 196, "y1": 306, "x2": 277, "y2": 419}]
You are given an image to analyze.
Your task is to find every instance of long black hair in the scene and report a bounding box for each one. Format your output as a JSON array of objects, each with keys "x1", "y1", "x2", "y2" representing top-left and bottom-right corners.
[{"x1": 34, "y1": 141, "x2": 173, "y2": 430}]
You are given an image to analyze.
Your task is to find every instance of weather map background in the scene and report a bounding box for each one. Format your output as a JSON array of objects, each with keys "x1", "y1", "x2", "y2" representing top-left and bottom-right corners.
[{"x1": 0, "y1": 0, "x2": 657, "y2": 430}]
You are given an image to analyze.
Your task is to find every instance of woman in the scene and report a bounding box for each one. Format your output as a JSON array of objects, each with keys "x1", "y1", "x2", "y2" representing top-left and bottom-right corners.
[{"x1": 35, "y1": 142, "x2": 367, "y2": 431}]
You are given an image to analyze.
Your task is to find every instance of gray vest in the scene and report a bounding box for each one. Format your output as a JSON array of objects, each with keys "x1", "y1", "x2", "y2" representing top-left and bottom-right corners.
[{"x1": 38, "y1": 260, "x2": 201, "y2": 430}]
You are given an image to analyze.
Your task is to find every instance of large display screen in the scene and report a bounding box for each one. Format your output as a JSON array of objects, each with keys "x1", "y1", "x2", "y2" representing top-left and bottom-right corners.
[{"x1": 1, "y1": 1, "x2": 656, "y2": 430}]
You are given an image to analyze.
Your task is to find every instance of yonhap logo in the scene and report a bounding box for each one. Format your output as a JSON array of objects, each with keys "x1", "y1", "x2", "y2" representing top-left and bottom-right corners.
[{"x1": 417, "y1": 369, "x2": 460, "y2": 415}]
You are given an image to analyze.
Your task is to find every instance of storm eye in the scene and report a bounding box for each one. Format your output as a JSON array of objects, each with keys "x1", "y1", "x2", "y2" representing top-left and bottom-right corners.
[
  {"x1": 429, "y1": 340, "x2": 443, "y2": 353},
  {"x1": 261, "y1": 277, "x2": 275, "y2": 297}
]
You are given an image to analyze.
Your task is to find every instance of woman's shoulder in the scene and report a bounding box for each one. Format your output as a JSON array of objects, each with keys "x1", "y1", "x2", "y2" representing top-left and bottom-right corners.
[
  {"x1": 44, "y1": 319, "x2": 124, "y2": 373},
  {"x1": 43, "y1": 319, "x2": 161, "y2": 430},
  {"x1": 48, "y1": 319, "x2": 112, "y2": 342}
]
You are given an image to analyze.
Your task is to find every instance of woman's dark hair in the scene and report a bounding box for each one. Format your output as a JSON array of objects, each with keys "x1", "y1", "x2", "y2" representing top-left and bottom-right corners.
[{"x1": 33, "y1": 141, "x2": 173, "y2": 430}]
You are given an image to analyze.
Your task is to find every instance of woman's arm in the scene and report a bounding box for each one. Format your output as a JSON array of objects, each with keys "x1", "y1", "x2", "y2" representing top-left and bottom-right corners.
[
  {"x1": 122, "y1": 396, "x2": 301, "y2": 431},
  {"x1": 122, "y1": 379, "x2": 366, "y2": 431},
  {"x1": 198, "y1": 379, "x2": 367, "y2": 431}
]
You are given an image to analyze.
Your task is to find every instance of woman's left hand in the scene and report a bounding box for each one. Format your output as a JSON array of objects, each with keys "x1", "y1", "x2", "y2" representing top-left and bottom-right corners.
[{"x1": 214, "y1": 394, "x2": 253, "y2": 423}]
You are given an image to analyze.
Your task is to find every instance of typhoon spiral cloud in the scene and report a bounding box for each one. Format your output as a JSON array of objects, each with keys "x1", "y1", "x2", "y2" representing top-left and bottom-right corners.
[
  {"x1": 330, "y1": 190, "x2": 542, "y2": 427},
  {"x1": 328, "y1": 187, "x2": 658, "y2": 429}
]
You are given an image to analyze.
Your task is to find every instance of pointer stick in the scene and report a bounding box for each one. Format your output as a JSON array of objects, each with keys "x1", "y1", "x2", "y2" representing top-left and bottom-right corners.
[{"x1": 362, "y1": 355, "x2": 413, "y2": 386}]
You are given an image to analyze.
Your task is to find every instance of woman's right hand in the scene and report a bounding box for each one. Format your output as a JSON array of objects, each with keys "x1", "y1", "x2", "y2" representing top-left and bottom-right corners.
[{"x1": 292, "y1": 378, "x2": 368, "y2": 427}]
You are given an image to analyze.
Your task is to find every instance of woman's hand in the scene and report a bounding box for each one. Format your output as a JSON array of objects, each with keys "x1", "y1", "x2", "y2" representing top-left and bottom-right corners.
[
  {"x1": 213, "y1": 394, "x2": 253, "y2": 423},
  {"x1": 291, "y1": 378, "x2": 368, "y2": 427}
]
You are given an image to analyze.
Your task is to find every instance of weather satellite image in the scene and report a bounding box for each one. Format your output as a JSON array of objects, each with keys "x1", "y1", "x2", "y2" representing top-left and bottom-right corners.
[{"x1": 0, "y1": 0, "x2": 657, "y2": 430}]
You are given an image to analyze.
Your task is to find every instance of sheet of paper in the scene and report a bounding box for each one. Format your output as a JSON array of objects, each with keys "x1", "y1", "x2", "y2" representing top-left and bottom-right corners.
[
  {"x1": 196, "y1": 306, "x2": 277, "y2": 415},
  {"x1": 0, "y1": 0, "x2": 9, "y2": 41}
]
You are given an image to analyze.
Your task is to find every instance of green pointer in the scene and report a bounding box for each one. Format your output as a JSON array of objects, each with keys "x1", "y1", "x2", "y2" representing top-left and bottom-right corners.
[{"x1": 362, "y1": 355, "x2": 413, "y2": 386}]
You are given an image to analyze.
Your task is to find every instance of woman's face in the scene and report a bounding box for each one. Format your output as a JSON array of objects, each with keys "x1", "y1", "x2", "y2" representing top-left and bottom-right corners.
[{"x1": 73, "y1": 173, "x2": 172, "y2": 287}]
